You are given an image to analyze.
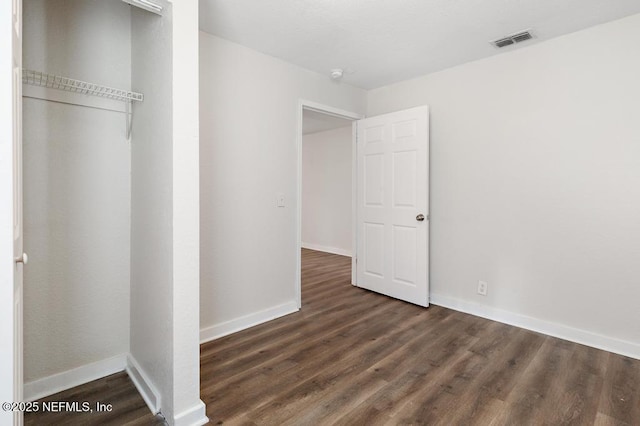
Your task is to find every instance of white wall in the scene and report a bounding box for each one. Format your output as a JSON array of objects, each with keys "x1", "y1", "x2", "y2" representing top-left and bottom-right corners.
[
  {"x1": 367, "y1": 13, "x2": 640, "y2": 357},
  {"x1": 130, "y1": 0, "x2": 174, "y2": 418},
  {"x1": 170, "y1": 0, "x2": 207, "y2": 424},
  {"x1": 131, "y1": 1, "x2": 206, "y2": 424},
  {"x1": 199, "y1": 32, "x2": 367, "y2": 339},
  {"x1": 302, "y1": 126, "x2": 353, "y2": 256},
  {"x1": 22, "y1": 0, "x2": 131, "y2": 385}
]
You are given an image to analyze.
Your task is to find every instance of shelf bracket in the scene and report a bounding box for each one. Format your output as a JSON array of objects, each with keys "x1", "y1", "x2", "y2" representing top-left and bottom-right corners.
[{"x1": 126, "y1": 100, "x2": 133, "y2": 141}]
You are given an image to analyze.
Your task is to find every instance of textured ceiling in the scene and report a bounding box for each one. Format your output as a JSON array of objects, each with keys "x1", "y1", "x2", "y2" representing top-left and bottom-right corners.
[
  {"x1": 303, "y1": 109, "x2": 352, "y2": 135},
  {"x1": 200, "y1": 0, "x2": 640, "y2": 89}
]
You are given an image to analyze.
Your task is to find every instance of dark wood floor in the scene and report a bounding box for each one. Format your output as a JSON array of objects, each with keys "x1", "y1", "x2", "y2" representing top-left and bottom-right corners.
[
  {"x1": 201, "y1": 249, "x2": 640, "y2": 425},
  {"x1": 24, "y1": 371, "x2": 160, "y2": 425},
  {"x1": 27, "y1": 249, "x2": 640, "y2": 425}
]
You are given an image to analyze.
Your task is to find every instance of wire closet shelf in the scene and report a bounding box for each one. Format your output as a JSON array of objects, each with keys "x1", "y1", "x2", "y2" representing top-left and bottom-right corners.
[{"x1": 22, "y1": 69, "x2": 144, "y2": 103}]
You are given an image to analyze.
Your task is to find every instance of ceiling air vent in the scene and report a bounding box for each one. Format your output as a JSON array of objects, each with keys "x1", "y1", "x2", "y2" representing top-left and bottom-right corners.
[{"x1": 491, "y1": 30, "x2": 534, "y2": 48}]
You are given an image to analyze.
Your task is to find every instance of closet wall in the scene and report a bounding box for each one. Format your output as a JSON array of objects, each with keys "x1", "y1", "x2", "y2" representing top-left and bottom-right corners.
[
  {"x1": 23, "y1": 0, "x2": 131, "y2": 387},
  {"x1": 130, "y1": 1, "x2": 175, "y2": 415}
]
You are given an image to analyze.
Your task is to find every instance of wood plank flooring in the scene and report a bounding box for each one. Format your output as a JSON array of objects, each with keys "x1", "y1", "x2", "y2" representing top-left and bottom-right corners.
[
  {"x1": 24, "y1": 371, "x2": 160, "y2": 425},
  {"x1": 25, "y1": 248, "x2": 640, "y2": 425},
  {"x1": 203, "y1": 249, "x2": 639, "y2": 425}
]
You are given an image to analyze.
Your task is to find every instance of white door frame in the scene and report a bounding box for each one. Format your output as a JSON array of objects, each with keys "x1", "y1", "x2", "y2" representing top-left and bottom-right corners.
[
  {"x1": 295, "y1": 100, "x2": 364, "y2": 309},
  {"x1": 2, "y1": 0, "x2": 21, "y2": 423}
]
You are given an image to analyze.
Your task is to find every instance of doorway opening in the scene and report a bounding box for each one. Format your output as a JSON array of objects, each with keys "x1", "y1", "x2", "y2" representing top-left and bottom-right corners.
[{"x1": 296, "y1": 101, "x2": 363, "y2": 309}]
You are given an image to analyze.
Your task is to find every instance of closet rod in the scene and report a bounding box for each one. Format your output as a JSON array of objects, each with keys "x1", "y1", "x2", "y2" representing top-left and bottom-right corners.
[
  {"x1": 22, "y1": 69, "x2": 144, "y2": 140},
  {"x1": 22, "y1": 95, "x2": 129, "y2": 115},
  {"x1": 22, "y1": 69, "x2": 144, "y2": 102}
]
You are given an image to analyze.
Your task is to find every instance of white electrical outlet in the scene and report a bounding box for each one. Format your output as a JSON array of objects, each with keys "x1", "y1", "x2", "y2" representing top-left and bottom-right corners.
[{"x1": 477, "y1": 280, "x2": 488, "y2": 296}]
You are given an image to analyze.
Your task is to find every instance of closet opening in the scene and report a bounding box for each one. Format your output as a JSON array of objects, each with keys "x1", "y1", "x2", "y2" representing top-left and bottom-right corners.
[{"x1": 21, "y1": 0, "x2": 175, "y2": 421}]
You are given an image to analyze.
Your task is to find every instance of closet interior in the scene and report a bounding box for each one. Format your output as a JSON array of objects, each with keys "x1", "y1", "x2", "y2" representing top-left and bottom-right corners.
[{"x1": 22, "y1": 0, "x2": 173, "y2": 411}]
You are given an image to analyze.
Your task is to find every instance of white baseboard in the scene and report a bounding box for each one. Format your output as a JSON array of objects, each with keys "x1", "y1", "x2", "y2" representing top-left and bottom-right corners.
[
  {"x1": 200, "y1": 301, "x2": 299, "y2": 343},
  {"x1": 126, "y1": 355, "x2": 161, "y2": 415},
  {"x1": 174, "y1": 400, "x2": 209, "y2": 426},
  {"x1": 430, "y1": 293, "x2": 640, "y2": 360},
  {"x1": 302, "y1": 242, "x2": 351, "y2": 257},
  {"x1": 24, "y1": 354, "x2": 127, "y2": 402}
]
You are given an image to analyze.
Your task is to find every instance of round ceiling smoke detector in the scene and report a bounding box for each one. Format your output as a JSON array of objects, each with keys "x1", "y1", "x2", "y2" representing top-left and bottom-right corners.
[{"x1": 330, "y1": 68, "x2": 344, "y2": 80}]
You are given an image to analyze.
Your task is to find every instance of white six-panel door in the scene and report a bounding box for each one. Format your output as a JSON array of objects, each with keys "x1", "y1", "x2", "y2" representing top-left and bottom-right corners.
[{"x1": 356, "y1": 106, "x2": 429, "y2": 307}]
